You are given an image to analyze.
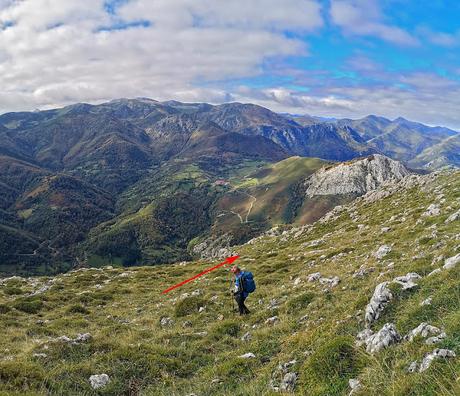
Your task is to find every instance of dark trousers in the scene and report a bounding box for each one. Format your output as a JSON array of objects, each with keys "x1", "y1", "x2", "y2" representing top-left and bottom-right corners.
[{"x1": 234, "y1": 292, "x2": 250, "y2": 315}]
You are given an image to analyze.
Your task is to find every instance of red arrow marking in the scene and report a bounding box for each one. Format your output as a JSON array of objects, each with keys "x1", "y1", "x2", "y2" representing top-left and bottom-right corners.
[{"x1": 161, "y1": 255, "x2": 240, "y2": 294}]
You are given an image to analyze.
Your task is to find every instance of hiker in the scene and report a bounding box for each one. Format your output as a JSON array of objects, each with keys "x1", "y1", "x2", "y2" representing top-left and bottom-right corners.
[{"x1": 231, "y1": 265, "x2": 255, "y2": 315}]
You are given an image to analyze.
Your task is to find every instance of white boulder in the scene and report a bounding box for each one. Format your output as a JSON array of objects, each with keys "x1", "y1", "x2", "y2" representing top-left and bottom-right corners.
[
  {"x1": 89, "y1": 374, "x2": 110, "y2": 389},
  {"x1": 239, "y1": 352, "x2": 256, "y2": 359},
  {"x1": 374, "y1": 245, "x2": 392, "y2": 259}
]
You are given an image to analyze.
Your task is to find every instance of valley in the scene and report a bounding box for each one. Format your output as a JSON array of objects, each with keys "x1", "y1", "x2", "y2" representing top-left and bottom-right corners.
[{"x1": 0, "y1": 99, "x2": 458, "y2": 276}]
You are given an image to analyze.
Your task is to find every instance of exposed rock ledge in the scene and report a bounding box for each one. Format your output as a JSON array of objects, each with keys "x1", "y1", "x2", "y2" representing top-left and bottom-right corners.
[{"x1": 304, "y1": 154, "x2": 411, "y2": 197}]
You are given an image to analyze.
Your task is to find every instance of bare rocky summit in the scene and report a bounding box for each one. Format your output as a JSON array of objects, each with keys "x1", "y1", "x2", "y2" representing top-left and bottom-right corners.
[{"x1": 304, "y1": 154, "x2": 411, "y2": 197}]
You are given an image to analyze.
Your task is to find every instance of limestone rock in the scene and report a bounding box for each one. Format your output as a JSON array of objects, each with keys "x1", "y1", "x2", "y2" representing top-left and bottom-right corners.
[
  {"x1": 405, "y1": 323, "x2": 443, "y2": 342},
  {"x1": 265, "y1": 316, "x2": 280, "y2": 326},
  {"x1": 160, "y1": 317, "x2": 174, "y2": 327},
  {"x1": 365, "y1": 282, "x2": 393, "y2": 326},
  {"x1": 420, "y1": 297, "x2": 433, "y2": 306},
  {"x1": 239, "y1": 352, "x2": 256, "y2": 359},
  {"x1": 428, "y1": 268, "x2": 442, "y2": 277},
  {"x1": 53, "y1": 333, "x2": 92, "y2": 345},
  {"x1": 280, "y1": 372, "x2": 297, "y2": 392},
  {"x1": 353, "y1": 265, "x2": 375, "y2": 278},
  {"x1": 307, "y1": 272, "x2": 321, "y2": 282},
  {"x1": 419, "y1": 349, "x2": 456, "y2": 372},
  {"x1": 319, "y1": 276, "x2": 340, "y2": 288},
  {"x1": 407, "y1": 361, "x2": 418, "y2": 373},
  {"x1": 374, "y1": 245, "x2": 392, "y2": 259},
  {"x1": 393, "y1": 272, "x2": 421, "y2": 290},
  {"x1": 349, "y1": 378, "x2": 362, "y2": 395},
  {"x1": 365, "y1": 323, "x2": 401, "y2": 354},
  {"x1": 425, "y1": 333, "x2": 447, "y2": 345},
  {"x1": 75, "y1": 333, "x2": 92, "y2": 343},
  {"x1": 356, "y1": 328, "x2": 374, "y2": 348},
  {"x1": 89, "y1": 374, "x2": 110, "y2": 389},
  {"x1": 445, "y1": 209, "x2": 460, "y2": 223},
  {"x1": 241, "y1": 332, "x2": 252, "y2": 342},
  {"x1": 421, "y1": 204, "x2": 441, "y2": 217},
  {"x1": 305, "y1": 155, "x2": 411, "y2": 197},
  {"x1": 443, "y1": 253, "x2": 460, "y2": 270}
]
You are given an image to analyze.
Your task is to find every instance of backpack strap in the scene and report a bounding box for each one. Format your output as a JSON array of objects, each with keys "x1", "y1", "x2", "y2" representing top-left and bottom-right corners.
[{"x1": 240, "y1": 272, "x2": 245, "y2": 292}]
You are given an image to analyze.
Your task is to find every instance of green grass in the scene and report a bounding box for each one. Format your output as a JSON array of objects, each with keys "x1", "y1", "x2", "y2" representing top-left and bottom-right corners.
[{"x1": 0, "y1": 170, "x2": 459, "y2": 395}]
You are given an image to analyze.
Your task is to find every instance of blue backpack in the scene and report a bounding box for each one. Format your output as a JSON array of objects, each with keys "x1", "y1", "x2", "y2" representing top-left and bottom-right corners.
[{"x1": 242, "y1": 271, "x2": 256, "y2": 293}]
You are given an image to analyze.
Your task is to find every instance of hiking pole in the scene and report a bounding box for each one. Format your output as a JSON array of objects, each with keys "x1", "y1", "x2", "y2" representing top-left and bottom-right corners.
[{"x1": 229, "y1": 276, "x2": 235, "y2": 314}]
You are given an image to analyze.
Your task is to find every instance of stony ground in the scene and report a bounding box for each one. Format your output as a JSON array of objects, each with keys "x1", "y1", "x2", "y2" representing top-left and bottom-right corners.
[{"x1": 0, "y1": 171, "x2": 459, "y2": 396}]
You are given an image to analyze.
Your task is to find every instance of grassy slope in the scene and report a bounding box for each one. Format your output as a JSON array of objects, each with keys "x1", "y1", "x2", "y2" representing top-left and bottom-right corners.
[
  {"x1": 0, "y1": 171, "x2": 459, "y2": 395},
  {"x1": 214, "y1": 156, "x2": 328, "y2": 229}
]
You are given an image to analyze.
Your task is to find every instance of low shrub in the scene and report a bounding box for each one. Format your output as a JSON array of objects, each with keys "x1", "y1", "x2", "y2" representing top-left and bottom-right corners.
[
  {"x1": 3, "y1": 287, "x2": 24, "y2": 296},
  {"x1": 13, "y1": 298, "x2": 44, "y2": 314},
  {"x1": 175, "y1": 296, "x2": 206, "y2": 317},
  {"x1": 66, "y1": 304, "x2": 90, "y2": 314}
]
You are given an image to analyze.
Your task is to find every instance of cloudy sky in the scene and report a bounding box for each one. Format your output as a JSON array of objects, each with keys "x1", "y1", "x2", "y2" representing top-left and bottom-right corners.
[{"x1": 0, "y1": 0, "x2": 459, "y2": 128}]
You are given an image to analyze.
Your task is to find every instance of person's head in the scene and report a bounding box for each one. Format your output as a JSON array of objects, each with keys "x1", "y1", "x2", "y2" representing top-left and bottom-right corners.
[{"x1": 230, "y1": 266, "x2": 241, "y2": 275}]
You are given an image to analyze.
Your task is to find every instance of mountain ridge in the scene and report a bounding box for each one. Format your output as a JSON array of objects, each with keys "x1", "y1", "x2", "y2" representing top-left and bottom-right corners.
[{"x1": 0, "y1": 98, "x2": 458, "y2": 275}]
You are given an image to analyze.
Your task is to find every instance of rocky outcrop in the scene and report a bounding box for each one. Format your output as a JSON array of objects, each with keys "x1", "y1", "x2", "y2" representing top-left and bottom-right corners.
[
  {"x1": 51, "y1": 333, "x2": 92, "y2": 345},
  {"x1": 418, "y1": 349, "x2": 456, "y2": 372},
  {"x1": 393, "y1": 273, "x2": 421, "y2": 290},
  {"x1": 357, "y1": 323, "x2": 401, "y2": 354},
  {"x1": 365, "y1": 273, "x2": 421, "y2": 326},
  {"x1": 365, "y1": 282, "x2": 393, "y2": 326},
  {"x1": 265, "y1": 316, "x2": 280, "y2": 326},
  {"x1": 192, "y1": 233, "x2": 236, "y2": 260},
  {"x1": 445, "y1": 209, "x2": 460, "y2": 223},
  {"x1": 280, "y1": 372, "x2": 297, "y2": 392},
  {"x1": 405, "y1": 323, "x2": 446, "y2": 344},
  {"x1": 304, "y1": 155, "x2": 411, "y2": 197},
  {"x1": 443, "y1": 253, "x2": 460, "y2": 270},
  {"x1": 421, "y1": 204, "x2": 441, "y2": 217},
  {"x1": 270, "y1": 360, "x2": 298, "y2": 393}
]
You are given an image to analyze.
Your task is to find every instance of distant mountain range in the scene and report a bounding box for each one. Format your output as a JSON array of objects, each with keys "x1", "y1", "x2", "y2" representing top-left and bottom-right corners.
[{"x1": 0, "y1": 98, "x2": 458, "y2": 275}]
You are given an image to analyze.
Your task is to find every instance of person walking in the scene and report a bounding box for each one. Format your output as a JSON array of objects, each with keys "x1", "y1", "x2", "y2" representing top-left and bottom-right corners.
[{"x1": 231, "y1": 265, "x2": 251, "y2": 315}]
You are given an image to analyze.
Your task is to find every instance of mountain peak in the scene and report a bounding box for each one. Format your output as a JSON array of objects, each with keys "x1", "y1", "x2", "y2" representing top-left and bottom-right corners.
[{"x1": 305, "y1": 154, "x2": 411, "y2": 197}]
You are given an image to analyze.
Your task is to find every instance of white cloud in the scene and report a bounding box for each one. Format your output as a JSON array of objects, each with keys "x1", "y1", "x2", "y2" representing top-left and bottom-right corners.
[
  {"x1": 0, "y1": 0, "x2": 322, "y2": 112},
  {"x1": 233, "y1": 71, "x2": 460, "y2": 130},
  {"x1": 329, "y1": 0, "x2": 418, "y2": 46},
  {"x1": 0, "y1": 0, "x2": 458, "y2": 130},
  {"x1": 417, "y1": 26, "x2": 460, "y2": 47},
  {"x1": 119, "y1": 0, "x2": 323, "y2": 31}
]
